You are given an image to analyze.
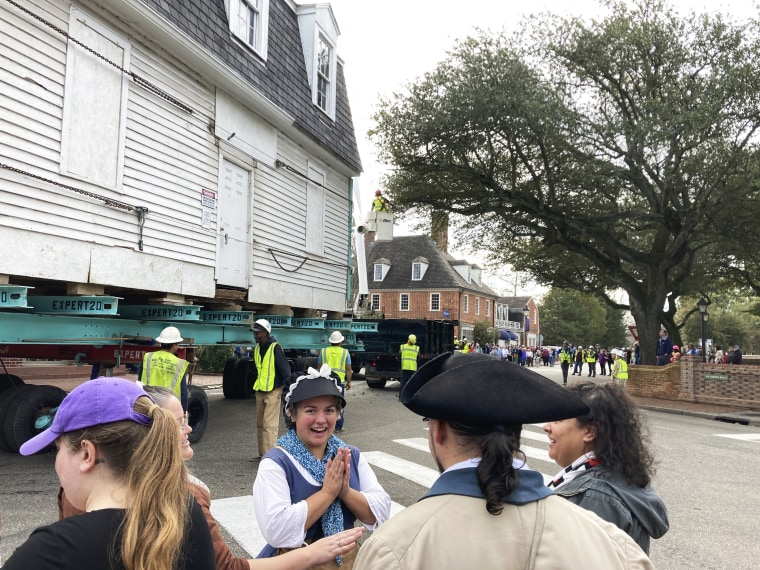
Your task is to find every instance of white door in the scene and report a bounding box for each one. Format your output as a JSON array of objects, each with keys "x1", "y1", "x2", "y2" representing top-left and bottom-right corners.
[{"x1": 216, "y1": 159, "x2": 250, "y2": 288}]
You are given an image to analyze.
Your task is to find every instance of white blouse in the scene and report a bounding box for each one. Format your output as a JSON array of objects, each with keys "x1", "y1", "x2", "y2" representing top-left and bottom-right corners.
[{"x1": 252, "y1": 448, "x2": 391, "y2": 549}]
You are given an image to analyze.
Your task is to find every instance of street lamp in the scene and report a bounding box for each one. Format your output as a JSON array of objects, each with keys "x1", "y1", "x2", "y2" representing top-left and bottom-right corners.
[
  {"x1": 523, "y1": 305, "x2": 530, "y2": 347},
  {"x1": 697, "y1": 298, "x2": 710, "y2": 363}
]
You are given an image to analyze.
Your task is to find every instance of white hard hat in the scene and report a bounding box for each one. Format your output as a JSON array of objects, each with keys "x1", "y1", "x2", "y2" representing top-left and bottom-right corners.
[
  {"x1": 251, "y1": 318, "x2": 271, "y2": 334},
  {"x1": 156, "y1": 326, "x2": 183, "y2": 344},
  {"x1": 329, "y1": 331, "x2": 345, "y2": 344}
]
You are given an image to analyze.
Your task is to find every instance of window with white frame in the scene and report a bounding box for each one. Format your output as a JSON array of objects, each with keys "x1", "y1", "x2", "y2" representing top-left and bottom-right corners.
[
  {"x1": 430, "y1": 293, "x2": 440, "y2": 312},
  {"x1": 412, "y1": 262, "x2": 422, "y2": 281},
  {"x1": 486, "y1": 300, "x2": 490, "y2": 316},
  {"x1": 229, "y1": 0, "x2": 269, "y2": 58},
  {"x1": 400, "y1": 293, "x2": 410, "y2": 312},
  {"x1": 374, "y1": 264, "x2": 383, "y2": 281},
  {"x1": 475, "y1": 298, "x2": 480, "y2": 315},
  {"x1": 371, "y1": 294, "x2": 380, "y2": 311},
  {"x1": 316, "y1": 36, "x2": 332, "y2": 112},
  {"x1": 463, "y1": 295, "x2": 469, "y2": 313}
]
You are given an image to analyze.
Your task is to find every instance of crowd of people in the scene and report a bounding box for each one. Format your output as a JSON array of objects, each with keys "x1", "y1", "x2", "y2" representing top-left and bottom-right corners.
[{"x1": 7, "y1": 321, "x2": 671, "y2": 569}]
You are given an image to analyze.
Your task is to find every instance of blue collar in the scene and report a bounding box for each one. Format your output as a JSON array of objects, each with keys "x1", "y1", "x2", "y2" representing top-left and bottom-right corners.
[{"x1": 421, "y1": 467, "x2": 551, "y2": 505}]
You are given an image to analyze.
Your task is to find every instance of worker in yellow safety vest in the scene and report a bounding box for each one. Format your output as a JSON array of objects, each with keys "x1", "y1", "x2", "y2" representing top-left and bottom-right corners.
[
  {"x1": 585, "y1": 345, "x2": 597, "y2": 377},
  {"x1": 610, "y1": 349, "x2": 629, "y2": 386},
  {"x1": 251, "y1": 318, "x2": 291, "y2": 460},
  {"x1": 558, "y1": 340, "x2": 573, "y2": 385},
  {"x1": 140, "y1": 326, "x2": 190, "y2": 410},
  {"x1": 373, "y1": 189, "x2": 391, "y2": 212},
  {"x1": 399, "y1": 334, "x2": 420, "y2": 396},
  {"x1": 318, "y1": 330, "x2": 353, "y2": 431}
]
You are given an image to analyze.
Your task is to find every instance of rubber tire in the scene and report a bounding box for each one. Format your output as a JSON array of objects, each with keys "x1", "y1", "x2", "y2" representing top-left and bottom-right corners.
[
  {"x1": 222, "y1": 357, "x2": 250, "y2": 399},
  {"x1": 294, "y1": 356, "x2": 319, "y2": 373},
  {"x1": 0, "y1": 374, "x2": 25, "y2": 394},
  {"x1": 4, "y1": 384, "x2": 67, "y2": 453},
  {"x1": 187, "y1": 385, "x2": 208, "y2": 444},
  {"x1": 366, "y1": 378, "x2": 387, "y2": 389},
  {"x1": 0, "y1": 385, "x2": 42, "y2": 452}
]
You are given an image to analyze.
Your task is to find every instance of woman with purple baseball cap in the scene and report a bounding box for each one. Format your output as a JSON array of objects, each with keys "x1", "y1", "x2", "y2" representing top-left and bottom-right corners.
[{"x1": 4, "y1": 377, "x2": 215, "y2": 569}]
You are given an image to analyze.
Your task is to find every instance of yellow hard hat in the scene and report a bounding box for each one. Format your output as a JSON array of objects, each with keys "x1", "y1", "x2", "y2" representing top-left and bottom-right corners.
[{"x1": 408, "y1": 334, "x2": 417, "y2": 343}]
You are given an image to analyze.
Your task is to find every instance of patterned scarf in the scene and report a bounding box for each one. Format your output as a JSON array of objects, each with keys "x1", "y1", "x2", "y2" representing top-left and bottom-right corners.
[
  {"x1": 277, "y1": 429, "x2": 349, "y2": 540},
  {"x1": 548, "y1": 451, "x2": 601, "y2": 489}
]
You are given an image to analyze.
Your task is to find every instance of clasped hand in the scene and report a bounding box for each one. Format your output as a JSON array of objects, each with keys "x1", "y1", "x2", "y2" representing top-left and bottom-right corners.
[{"x1": 322, "y1": 447, "x2": 352, "y2": 500}]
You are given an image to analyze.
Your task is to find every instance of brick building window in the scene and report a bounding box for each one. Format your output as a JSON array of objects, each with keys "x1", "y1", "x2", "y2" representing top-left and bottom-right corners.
[
  {"x1": 371, "y1": 294, "x2": 380, "y2": 311},
  {"x1": 475, "y1": 298, "x2": 480, "y2": 315},
  {"x1": 430, "y1": 293, "x2": 440, "y2": 311},
  {"x1": 400, "y1": 293, "x2": 410, "y2": 312},
  {"x1": 463, "y1": 295, "x2": 469, "y2": 313}
]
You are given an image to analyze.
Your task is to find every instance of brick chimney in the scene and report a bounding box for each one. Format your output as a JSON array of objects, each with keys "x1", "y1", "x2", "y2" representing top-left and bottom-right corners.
[{"x1": 431, "y1": 211, "x2": 449, "y2": 252}]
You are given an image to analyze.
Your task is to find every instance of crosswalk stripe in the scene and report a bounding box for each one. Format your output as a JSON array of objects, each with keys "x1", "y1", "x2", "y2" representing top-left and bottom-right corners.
[
  {"x1": 714, "y1": 433, "x2": 760, "y2": 442},
  {"x1": 363, "y1": 451, "x2": 440, "y2": 488},
  {"x1": 393, "y1": 437, "x2": 430, "y2": 452},
  {"x1": 210, "y1": 495, "x2": 264, "y2": 557},
  {"x1": 522, "y1": 430, "x2": 549, "y2": 443}
]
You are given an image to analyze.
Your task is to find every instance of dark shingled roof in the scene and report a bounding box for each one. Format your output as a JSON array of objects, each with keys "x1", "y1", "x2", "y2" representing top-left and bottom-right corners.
[
  {"x1": 366, "y1": 235, "x2": 498, "y2": 297},
  {"x1": 138, "y1": 0, "x2": 361, "y2": 171}
]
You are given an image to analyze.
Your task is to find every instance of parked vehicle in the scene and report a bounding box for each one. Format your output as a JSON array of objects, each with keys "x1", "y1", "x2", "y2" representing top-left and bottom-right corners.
[{"x1": 350, "y1": 319, "x2": 456, "y2": 389}]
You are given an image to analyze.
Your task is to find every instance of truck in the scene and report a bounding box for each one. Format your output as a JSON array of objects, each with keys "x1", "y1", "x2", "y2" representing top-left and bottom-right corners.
[
  {"x1": 0, "y1": 0, "x2": 372, "y2": 452},
  {"x1": 350, "y1": 319, "x2": 456, "y2": 389}
]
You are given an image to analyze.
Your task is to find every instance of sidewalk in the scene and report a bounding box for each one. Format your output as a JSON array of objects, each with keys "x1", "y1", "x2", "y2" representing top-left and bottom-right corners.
[{"x1": 8, "y1": 364, "x2": 760, "y2": 426}]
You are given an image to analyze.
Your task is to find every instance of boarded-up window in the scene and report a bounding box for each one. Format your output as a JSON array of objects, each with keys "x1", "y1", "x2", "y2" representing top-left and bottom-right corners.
[
  {"x1": 61, "y1": 8, "x2": 128, "y2": 189},
  {"x1": 305, "y1": 164, "x2": 325, "y2": 255}
]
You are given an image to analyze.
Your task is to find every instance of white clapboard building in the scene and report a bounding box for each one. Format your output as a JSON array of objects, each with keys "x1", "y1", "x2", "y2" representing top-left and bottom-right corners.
[{"x1": 1, "y1": 0, "x2": 360, "y2": 317}]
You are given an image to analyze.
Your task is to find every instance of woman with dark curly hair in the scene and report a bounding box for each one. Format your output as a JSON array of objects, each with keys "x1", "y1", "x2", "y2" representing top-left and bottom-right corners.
[{"x1": 543, "y1": 381, "x2": 669, "y2": 553}]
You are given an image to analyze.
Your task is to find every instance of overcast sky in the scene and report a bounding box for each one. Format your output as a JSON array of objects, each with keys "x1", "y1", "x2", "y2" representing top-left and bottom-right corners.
[{"x1": 325, "y1": 0, "x2": 757, "y2": 294}]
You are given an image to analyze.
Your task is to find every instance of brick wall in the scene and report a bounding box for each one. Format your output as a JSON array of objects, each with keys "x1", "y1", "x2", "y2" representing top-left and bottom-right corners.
[{"x1": 628, "y1": 355, "x2": 760, "y2": 410}]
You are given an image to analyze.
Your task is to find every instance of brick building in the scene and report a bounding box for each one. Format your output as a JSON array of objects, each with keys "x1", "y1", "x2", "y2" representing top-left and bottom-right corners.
[{"x1": 359, "y1": 235, "x2": 498, "y2": 341}]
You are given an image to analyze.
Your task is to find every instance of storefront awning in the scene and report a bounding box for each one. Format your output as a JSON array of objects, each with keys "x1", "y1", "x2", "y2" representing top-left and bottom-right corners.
[{"x1": 499, "y1": 329, "x2": 519, "y2": 341}]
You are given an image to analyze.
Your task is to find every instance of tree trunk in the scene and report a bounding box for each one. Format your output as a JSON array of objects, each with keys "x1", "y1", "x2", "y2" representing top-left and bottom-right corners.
[{"x1": 629, "y1": 299, "x2": 664, "y2": 366}]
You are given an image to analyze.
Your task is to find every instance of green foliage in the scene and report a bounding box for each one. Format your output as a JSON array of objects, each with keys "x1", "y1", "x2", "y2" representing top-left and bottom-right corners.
[
  {"x1": 474, "y1": 321, "x2": 498, "y2": 346},
  {"x1": 539, "y1": 289, "x2": 607, "y2": 346},
  {"x1": 681, "y1": 296, "x2": 760, "y2": 354},
  {"x1": 195, "y1": 344, "x2": 235, "y2": 373},
  {"x1": 371, "y1": 0, "x2": 760, "y2": 365}
]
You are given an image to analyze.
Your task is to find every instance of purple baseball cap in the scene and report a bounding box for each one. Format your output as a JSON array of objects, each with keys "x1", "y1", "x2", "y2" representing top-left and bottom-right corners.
[{"x1": 20, "y1": 377, "x2": 154, "y2": 456}]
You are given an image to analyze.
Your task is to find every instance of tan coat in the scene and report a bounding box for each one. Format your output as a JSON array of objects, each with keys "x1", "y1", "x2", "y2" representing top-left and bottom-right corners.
[{"x1": 355, "y1": 493, "x2": 653, "y2": 570}]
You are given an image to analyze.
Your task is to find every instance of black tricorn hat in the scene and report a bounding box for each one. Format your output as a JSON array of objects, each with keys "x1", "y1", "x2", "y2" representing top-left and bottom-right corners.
[{"x1": 400, "y1": 352, "x2": 589, "y2": 425}]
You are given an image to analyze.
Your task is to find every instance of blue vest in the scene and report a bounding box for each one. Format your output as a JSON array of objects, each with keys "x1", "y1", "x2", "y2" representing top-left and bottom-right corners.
[{"x1": 256, "y1": 446, "x2": 362, "y2": 558}]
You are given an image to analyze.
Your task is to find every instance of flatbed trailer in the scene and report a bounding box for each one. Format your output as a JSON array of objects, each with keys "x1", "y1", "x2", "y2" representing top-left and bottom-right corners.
[{"x1": 0, "y1": 286, "x2": 376, "y2": 453}]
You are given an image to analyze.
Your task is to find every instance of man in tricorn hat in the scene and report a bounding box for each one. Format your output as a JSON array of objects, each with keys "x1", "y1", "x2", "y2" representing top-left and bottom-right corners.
[{"x1": 354, "y1": 353, "x2": 653, "y2": 569}]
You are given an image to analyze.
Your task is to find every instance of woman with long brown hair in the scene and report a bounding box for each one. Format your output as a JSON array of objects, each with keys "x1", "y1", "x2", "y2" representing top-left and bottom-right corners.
[{"x1": 5, "y1": 377, "x2": 215, "y2": 569}]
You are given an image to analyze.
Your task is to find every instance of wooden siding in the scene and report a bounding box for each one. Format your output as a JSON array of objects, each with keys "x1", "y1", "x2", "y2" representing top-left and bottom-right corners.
[
  {"x1": 248, "y1": 136, "x2": 350, "y2": 312},
  {"x1": 1, "y1": 0, "x2": 353, "y2": 312}
]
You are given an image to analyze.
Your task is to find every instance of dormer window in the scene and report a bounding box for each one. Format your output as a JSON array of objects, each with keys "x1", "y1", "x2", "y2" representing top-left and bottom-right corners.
[
  {"x1": 229, "y1": 0, "x2": 269, "y2": 59},
  {"x1": 412, "y1": 257, "x2": 429, "y2": 281},
  {"x1": 374, "y1": 258, "x2": 391, "y2": 281},
  {"x1": 297, "y1": 5, "x2": 339, "y2": 119},
  {"x1": 316, "y1": 35, "x2": 334, "y2": 114}
]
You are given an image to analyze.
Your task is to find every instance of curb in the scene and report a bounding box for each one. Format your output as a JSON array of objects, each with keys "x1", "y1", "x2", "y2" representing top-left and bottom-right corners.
[{"x1": 639, "y1": 405, "x2": 760, "y2": 427}]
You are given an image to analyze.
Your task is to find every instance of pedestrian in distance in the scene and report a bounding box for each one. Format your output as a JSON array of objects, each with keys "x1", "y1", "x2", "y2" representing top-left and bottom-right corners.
[
  {"x1": 610, "y1": 349, "x2": 629, "y2": 386},
  {"x1": 544, "y1": 382, "x2": 669, "y2": 554},
  {"x1": 318, "y1": 331, "x2": 353, "y2": 432},
  {"x1": 573, "y1": 344, "x2": 584, "y2": 375},
  {"x1": 586, "y1": 345, "x2": 597, "y2": 377},
  {"x1": 251, "y1": 318, "x2": 291, "y2": 461},
  {"x1": 354, "y1": 353, "x2": 654, "y2": 569},
  {"x1": 732, "y1": 344, "x2": 743, "y2": 364},
  {"x1": 139, "y1": 325, "x2": 191, "y2": 410},
  {"x1": 655, "y1": 329, "x2": 673, "y2": 366},
  {"x1": 6, "y1": 377, "x2": 216, "y2": 570},
  {"x1": 559, "y1": 340, "x2": 573, "y2": 385},
  {"x1": 253, "y1": 366, "x2": 391, "y2": 568},
  {"x1": 399, "y1": 334, "x2": 420, "y2": 395}
]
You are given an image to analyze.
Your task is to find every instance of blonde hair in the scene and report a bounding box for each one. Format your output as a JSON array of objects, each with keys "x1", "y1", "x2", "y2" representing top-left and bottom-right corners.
[{"x1": 65, "y1": 395, "x2": 189, "y2": 570}]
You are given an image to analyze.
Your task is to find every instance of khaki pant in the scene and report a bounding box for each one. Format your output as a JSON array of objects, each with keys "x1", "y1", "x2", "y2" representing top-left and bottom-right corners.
[{"x1": 255, "y1": 387, "x2": 283, "y2": 457}]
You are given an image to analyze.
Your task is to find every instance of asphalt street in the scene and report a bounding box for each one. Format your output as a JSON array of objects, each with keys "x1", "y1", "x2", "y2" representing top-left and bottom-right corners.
[{"x1": 2, "y1": 364, "x2": 759, "y2": 568}]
